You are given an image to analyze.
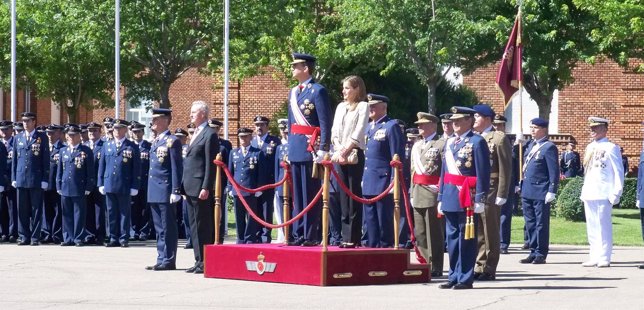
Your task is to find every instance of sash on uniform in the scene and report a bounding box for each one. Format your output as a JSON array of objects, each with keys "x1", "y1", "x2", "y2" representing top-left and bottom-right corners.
[
  {"x1": 444, "y1": 138, "x2": 476, "y2": 208},
  {"x1": 289, "y1": 87, "x2": 320, "y2": 152},
  {"x1": 413, "y1": 174, "x2": 440, "y2": 185}
]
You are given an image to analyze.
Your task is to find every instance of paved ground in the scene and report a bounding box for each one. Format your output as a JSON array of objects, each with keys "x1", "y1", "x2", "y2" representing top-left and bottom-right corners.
[{"x1": 0, "y1": 240, "x2": 643, "y2": 310}]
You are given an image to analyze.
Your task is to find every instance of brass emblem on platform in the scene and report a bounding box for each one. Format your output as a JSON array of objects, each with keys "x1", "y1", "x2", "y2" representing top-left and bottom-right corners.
[{"x1": 245, "y1": 252, "x2": 276, "y2": 275}]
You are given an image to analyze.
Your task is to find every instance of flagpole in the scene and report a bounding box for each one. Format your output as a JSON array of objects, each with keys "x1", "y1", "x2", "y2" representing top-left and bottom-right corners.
[
  {"x1": 115, "y1": 0, "x2": 121, "y2": 119},
  {"x1": 10, "y1": 0, "x2": 16, "y2": 122},
  {"x1": 517, "y1": 6, "x2": 524, "y2": 181},
  {"x1": 223, "y1": 0, "x2": 230, "y2": 140}
]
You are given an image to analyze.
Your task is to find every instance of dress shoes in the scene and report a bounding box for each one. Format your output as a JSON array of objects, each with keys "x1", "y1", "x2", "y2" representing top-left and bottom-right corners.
[
  {"x1": 154, "y1": 264, "x2": 176, "y2": 271},
  {"x1": 185, "y1": 265, "x2": 198, "y2": 273},
  {"x1": 139, "y1": 234, "x2": 148, "y2": 242},
  {"x1": 581, "y1": 261, "x2": 597, "y2": 267},
  {"x1": 596, "y1": 261, "x2": 610, "y2": 268},
  {"x1": 17, "y1": 240, "x2": 29, "y2": 246},
  {"x1": 8, "y1": 236, "x2": 17, "y2": 243},
  {"x1": 194, "y1": 266, "x2": 204, "y2": 274},
  {"x1": 637, "y1": 264, "x2": 644, "y2": 269},
  {"x1": 477, "y1": 273, "x2": 496, "y2": 281},
  {"x1": 40, "y1": 238, "x2": 52, "y2": 245},
  {"x1": 0, "y1": 235, "x2": 9, "y2": 242},
  {"x1": 301, "y1": 240, "x2": 319, "y2": 247},
  {"x1": 473, "y1": 272, "x2": 481, "y2": 280},
  {"x1": 453, "y1": 283, "x2": 473, "y2": 290},
  {"x1": 430, "y1": 271, "x2": 443, "y2": 278},
  {"x1": 519, "y1": 256, "x2": 535, "y2": 264},
  {"x1": 330, "y1": 241, "x2": 342, "y2": 246},
  {"x1": 339, "y1": 242, "x2": 356, "y2": 248},
  {"x1": 521, "y1": 242, "x2": 530, "y2": 250},
  {"x1": 438, "y1": 281, "x2": 456, "y2": 289},
  {"x1": 184, "y1": 243, "x2": 193, "y2": 249},
  {"x1": 95, "y1": 240, "x2": 105, "y2": 246},
  {"x1": 120, "y1": 242, "x2": 129, "y2": 248},
  {"x1": 500, "y1": 248, "x2": 509, "y2": 254},
  {"x1": 146, "y1": 264, "x2": 161, "y2": 270},
  {"x1": 130, "y1": 235, "x2": 139, "y2": 241},
  {"x1": 288, "y1": 239, "x2": 304, "y2": 246},
  {"x1": 60, "y1": 242, "x2": 75, "y2": 247},
  {"x1": 75, "y1": 242, "x2": 85, "y2": 247},
  {"x1": 30, "y1": 241, "x2": 40, "y2": 246},
  {"x1": 105, "y1": 241, "x2": 120, "y2": 247},
  {"x1": 532, "y1": 256, "x2": 546, "y2": 264}
]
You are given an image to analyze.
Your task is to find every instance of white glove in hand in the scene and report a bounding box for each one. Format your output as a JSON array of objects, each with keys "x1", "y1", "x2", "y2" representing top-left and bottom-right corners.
[
  {"x1": 545, "y1": 192, "x2": 556, "y2": 204},
  {"x1": 437, "y1": 202, "x2": 444, "y2": 215},
  {"x1": 514, "y1": 186, "x2": 521, "y2": 193},
  {"x1": 428, "y1": 185, "x2": 439, "y2": 193},
  {"x1": 474, "y1": 202, "x2": 485, "y2": 214},
  {"x1": 255, "y1": 191, "x2": 263, "y2": 197},
  {"x1": 410, "y1": 198, "x2": 414, "y2": 206},
  {"x1": 637, "y1": 200, "x2": 640, "y2": 208},
  {"x1": 170, "y1": 194, "x2": 181, "y2": 203},
  {"x1": 11, "y1": 181, "x2": 17, "y2": 188},
  {"x1": 130, "y1": 189, "x2": 138, "y2": 196},
  {"x1": 315, "y1": 150, "x2": 327, "y2": 163},
  {"x1": 85, "y1": 190, "x2": 90, "y2": 196},
  {"x1": 495, "y1": 197, "x2": 507, "y2": 206},
  {"x1": 609, "y1": 195, "x2": 620, "y2": 206},
  {"x1": 228, "y1": 191, "x2": 233, "y2": 198},
  {"x1": 0, "y1": 186, "x2": 4, "y2": 193},
  {"x1": 41, "y1": 182, "x2": 48, "y2": 190},
  {"x1": 57, "y1": 190, "x2": 62, "y2": 195},
  {"x1": 99, "y1": 186, "x2": 105, "y2": 195}
]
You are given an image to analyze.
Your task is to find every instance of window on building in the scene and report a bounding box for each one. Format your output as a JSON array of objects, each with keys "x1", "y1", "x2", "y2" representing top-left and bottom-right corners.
[{"x1": 127, "y1": 101, "x2": 153, "y2": 140}]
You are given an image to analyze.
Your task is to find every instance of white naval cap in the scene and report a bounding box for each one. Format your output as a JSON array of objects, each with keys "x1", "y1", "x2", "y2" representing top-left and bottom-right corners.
[{"x1": 588, "y1": 116, "x2": 609, "y2": 127}]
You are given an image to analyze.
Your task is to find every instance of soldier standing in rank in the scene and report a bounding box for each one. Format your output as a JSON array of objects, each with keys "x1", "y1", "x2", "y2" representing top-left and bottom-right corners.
[
  {"x1": 42, "y1": 124, "x2": 65, "y2": 244},
  {"x1": 0, "y1": 123, "x2": 7, "y2": 241},
  {"x1": 471, "y1": 105, "x2": 512, "y2": 281},
  {"x1": 129, "y1": 121, "x2": 153, "y2": 241},
  {"x1": 560, "y1": 142, "x2": 582, "y2": 178},
  {"x1": 208, "y1": 119, "x2": 230, "y2": 243},
  {"x1": 144, "y1": 109, "x2": 183, "y2": 271},
  {"x1": 98, "y1": 119, "x2": 141, "y2": 247},
  {"x1": 84, "y1": 122, "x2": 106, "y2": 245},
  {"x1": 362, "y1": 94, "x2": 405, "y2": 248},
  {"x1": 12, "y1": 112, "x2": 50, "y2": 245},
  {"x1": 519, "y1": 118, "x2": 559, "y2": 265},
  {"x1": 228, "y1": 128, "x2": 262, "y2": 244},
  {"x1": 274, "y1": 119, "x2": 289, "y2": 243},
  {"x1": 409, "y1": 112, "x2": 445, "y2": 277},
  {"x1": 580, "y1": 117, "x2": 623, "y2": 268},
  {"x1": 103, "y1": 117, "x2": 114, "y2": 141},
  {"x1": 287, "y1": 52, "x2": 331, "y2": 246},
  {"x1": 0, "y1": 121, "x2": 17, "y2": 243},
  {"x1": 57, "y1": 124, "x2": 94, "y2": 246},
  {"x1": 251, "y1": 116, "x2": 281, "y2": 243},
  {"x1": 172, "y1": 128, "x2": 188, "y2": 241},
  {"x1": 80, "y1": 124, "x2": 90, "y2": 145},
  {"x1": 437, "y1": 106, "x2": 490, "y2": 290},
  {"x1": 493, "y1": 115, "x2": 520, "y2": 254}
]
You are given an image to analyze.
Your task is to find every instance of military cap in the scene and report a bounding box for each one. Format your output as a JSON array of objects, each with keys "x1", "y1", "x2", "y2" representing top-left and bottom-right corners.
[
  {"x1": 440, "y1": 113, "x2": 453, "y2": 123},
  {"x1": 253, "y1": 116, "x2": 270, "y2": 124},
  {"x1": 36, "y1": 125, "x2": 46, "y2": 132},
  {"x1": 112, "y1": 119, "x2": 130, "y2": 128},
  {"x1": 291, "y1": 52, "x2": 316, "y2": 64},
  {"x1": 449, "y1": 106, "x2": 476, "y2": 120},
  {"x1": 187, "y1": 123, "x2": 195, "y2": 134},
  {"x1": 103, "y1": 117, "x2": 114, "y2": 125},
  {"x1": 367, "y1": 93, "x2": 389, "y2": 105},
  {"x1": 395, "y1": 119, "x2": 407, "y2": 129},
  {"x1": 87, "y1": 122, "x2": 101, "y2": 129},
  {"x1": 80, "y1": 124, "x2": 88, "y2": 133},
  {"x1": 152, "y1": 108, "x2": 172, "y2": 118},
  {"x1": 174, "y1": 128, "x2": 188, "y2": 137},
  {"x1": 21, "y1": 112, "x2": 36, "y2": 120},
  {"x1": 277, "y1": 118, "x2": 288, "y2": 129},
  {"x1": 530, "y1": 117, "x2": 548, "y2": 128},
  {"x1": 406, "y1": 128, "x2": 420, "y2": 138},
  {"x1": 472, "y1": 104, "x2": 495, "y2": 118},
  {"x1": 415, "y1": 112, "x2": 439, "y2": 124},
  {"x1": 493, "y1": 115, "x2": 507, "y2": 124},
  {"x1": 45, "y1": 124, "x2": 63, "y2": 132},
  {"x1": 208, "y1": 118, "x2": 223, "y2": 128},
  {"x1": 64, "y1": 124, "x2": 82, "y2": 135},
  {"x1": 0, "y1": 120, "x2": 13, "y2": 130},
  {"x1": 129, "y1": 121, "x2": 146, "y2": 131},
  {"x1": 237, "y1": 127, "x2": 253, "y2": 136},
  {"x1": 588, "y1": 116, "x2": 609, "y2": 127},
  {"x1": 13, "y1": 122, "x2": 24, "y2": 130}
]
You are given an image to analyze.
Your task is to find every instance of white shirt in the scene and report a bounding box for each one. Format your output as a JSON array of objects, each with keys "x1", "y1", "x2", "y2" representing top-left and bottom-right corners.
[{"x1": 580, "y1": 137, "x2": 624, "y2": 202}]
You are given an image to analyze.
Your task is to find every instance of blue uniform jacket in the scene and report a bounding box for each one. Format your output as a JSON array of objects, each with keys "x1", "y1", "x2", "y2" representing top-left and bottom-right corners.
[
  {"x1": 86, "y1": 139, "x2": 104, "y2": 189},
  {"x1": 560, "y1": 150, "x2": 581, "y2": 178},
  {"x1": 274, "y1": 143, "x2": 289, "y2": 196},
  {"x1": 0, "y1": 141, "x2": 7, "y2": 187},
  {"x1": 136, "y1": 140, "x2": 152, "y2": 192},
  {"x1": 252, "y1": 134, "x2": 281, "y2": 186},
  {"x1": 227, "y1": 146, "x2": 261, "y2": 197},
  {"x1": 362, "y1": 116, "x2": 405, "y2": 196},
  {"x1": 97, "y1": 138, "x2": 141, "y2": 194},
  {"x1": 3, "y1": 137, "x2": 14, "y2": 186},
  {"x1": 147, "y1": 132, "x2": 183, "y2": 204},
  {"x1": 636, "y1": 151, "x2": 644, "y2": 208},
  {"x1": 520, "y1": 138, "x2": 559, "y2": 200},
  {"x1": 220, "y1": 139, "x2": 233, "y2": 153},
  {"x1": 56, "y1": 144, "x2": 95, "y2": 197},
  {"x1": 47, "y1": 140, "x2": 66, "y2": 191},
  {"x1": 12, "y1": 131, "x2": 50, "y2": 188},
  {"x1": 437, "y1": 130, "x2": 491, "y2": 212},
  {"x1": 287, "y1": 79, "x2": 332, "y2": 162}
]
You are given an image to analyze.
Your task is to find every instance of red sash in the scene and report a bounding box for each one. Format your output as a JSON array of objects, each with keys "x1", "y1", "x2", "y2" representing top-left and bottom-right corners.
[
  {"x1": 291, "y1": 124, "x2": 320, "y2": 152},
  {"x1": 443, "y1": 173, "x2": 477, "y2": 208},
  {"x1": 412, "y1": 174, "x2": 440, "y2": 186}
]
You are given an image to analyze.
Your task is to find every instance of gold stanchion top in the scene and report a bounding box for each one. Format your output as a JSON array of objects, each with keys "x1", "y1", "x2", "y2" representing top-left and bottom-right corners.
[{"x1": 392, "y1": 154, "x2": 400, "y2": 162}]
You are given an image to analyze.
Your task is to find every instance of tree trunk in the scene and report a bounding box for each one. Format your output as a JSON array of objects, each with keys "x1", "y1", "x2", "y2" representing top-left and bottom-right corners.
[
  {"x1": 159, "y1": 82, "x2": 171, "y2": 108},
  {"x1": 523, "y1": 74, "x2": 554, "y2": 121},
  {"x1": 426, "y1": 82, "x2": 437, "y2": 114}
]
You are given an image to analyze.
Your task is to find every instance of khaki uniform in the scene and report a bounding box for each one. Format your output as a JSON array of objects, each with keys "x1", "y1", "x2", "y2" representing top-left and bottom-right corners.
[
  {"x1": 475, "y1": 129, "x2": 512, "y2": 276},
  {"x1": 410, "y1": 134, "x2": 445, "y2": 274}
]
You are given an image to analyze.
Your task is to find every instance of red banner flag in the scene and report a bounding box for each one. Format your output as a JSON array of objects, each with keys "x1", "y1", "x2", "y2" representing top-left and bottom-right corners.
[{"x1": 496, "y1": 14, "x2": 523, "y2": 109}]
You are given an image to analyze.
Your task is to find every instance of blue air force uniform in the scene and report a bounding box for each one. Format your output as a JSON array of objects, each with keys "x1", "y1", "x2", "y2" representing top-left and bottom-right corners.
[
  {"x1": 132, "y1": 135, "x2": 152, "y2": 240},
  {"x1": 0, "y1": 130, "x2": 17, "y2": 241},
  {"x1": 42, "y1": 130, "x2": 65, "y2": 244},
  {"x1": 97, "y1": 120, "x2": 141, "y2": 246},
  {"x1": 84, "y1": 129, "x2": 106, "y2": 244},
  {"x1": 57, "y1": 126, "x2": 95, "y2": 245},
  {"x1": 147, "y1": 121, "x2": 183, "y2": 269},
  {"x1": 560, "y1": 147, "x2": 582, "y2": 178},
  {"x1": 12, "y1": 113, "x2": 50, "y2": 244}
]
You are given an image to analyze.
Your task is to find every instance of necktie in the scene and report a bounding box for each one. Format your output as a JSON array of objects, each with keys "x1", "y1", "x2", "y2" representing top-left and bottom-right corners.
[
  {"x1": 242, "y1": 147, "x2": 247, "y2": 156},
  {"x1": 191, "y1": 127, "x2": 200, "y2": 145},
  {"x1": 116, "y1": 141, "x2": 121, "y2": 149}
]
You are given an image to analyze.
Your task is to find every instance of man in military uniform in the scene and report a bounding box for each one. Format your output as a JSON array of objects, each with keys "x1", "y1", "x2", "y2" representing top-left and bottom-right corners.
[
  {"x1": 176, "y1": 128, "x2": 192, "y2": 248},
  {"x1": 12, "y1": 112, "x2": 50, "y2": 245},
  {"x1": 103, "y1": 117, "x2": 114, "y2": 141},
  {"x1": 409, "y1": 112, "x2": 444, "y2": 277},
  {"x1": 519, "y1": 118, "x2": 559, "y2": 265},
  {"x1": 0, "y1": 121, "x2": 17, "y2": 242},
  {"x1": 42, "y1": 124, "x2": 65, "y2": 244},
  {"x1": 580, "y1": 117, "x2": 623, "y2": 267},
  {"x1": 145, "y1": 109, "x2": 183, "y2": 271},
  {"x1": 84, "y1": 122, "x2": 106, "y2": 245},
  {"x1": 57, "y1": 124, "x2": 94, "y2": 246},
  {"x1": 173, "y1": 128, "x2": 188, "y2": 242},
  {"x1": 207, "y1": 119, "x2": 230, "y2": 243},
  {"x1": 493, "y1": 115, "x2": 520, "y2": 254},
  {"x1": 560, "y1": 142, "x2": 582, "y2": 178},
  {"x1": 98, "y1": 119, "x2": 141, "y2": 247},
  {"x1": 251, "y1": 115, "x2": 281, "y2": 243},
  {"x1": 80, "y1": 124, "x2": 89, "y2": 145},
  {"x1": 130, "y1": 121, "x2": 153, "y2": 241},
  {"x1": 0, "y1": 122, "x2": 7, "y2": 242},
  {"x1": 472, "y1": 104, "x2": 512, "y2": 281},
  {"x1": 437, "y1": 106, "x2": 490, "y2": 290},
  {"x1": 362, "y1": 94, "x2": 405, "y2": 248},
  {"x1": 287, "y1": 53, "x2": 331, "y2": 246},
  {"x1": 274, "y1": 119, "x2": 289, "y2": 243}
]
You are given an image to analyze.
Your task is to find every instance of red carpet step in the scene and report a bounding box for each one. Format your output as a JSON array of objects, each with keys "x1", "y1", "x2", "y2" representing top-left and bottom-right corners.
[{"x1": 204, "y1": 244, "x2": 430, "y2": 286}]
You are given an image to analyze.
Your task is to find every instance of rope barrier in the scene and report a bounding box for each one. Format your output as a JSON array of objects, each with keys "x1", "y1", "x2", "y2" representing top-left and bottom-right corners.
[
  {"x1": 396, "y1": 165, "x2": 428, "y2": 264},
  {"x1": 320, "y1": 160, "x2": 394, "y2": 204},
  {"x1": 213, "y1": 159, "x2": 289, "y2": 193}
]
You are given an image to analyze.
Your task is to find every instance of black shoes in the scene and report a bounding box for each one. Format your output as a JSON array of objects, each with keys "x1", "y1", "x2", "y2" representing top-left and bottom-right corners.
[
  {"x1": 185, "y1": 266, "x2": 198, "y2": 273},
  {"x1": 519, "y1": 256, "x2": 535, "y2": 264},
  {"x1": 532, "y1": 256, "x2": 546, "y2": 264},
  {"x1": 194, "y1": 266, "x2": 204, "y2": 274},
  {"x1": 521, "y1": 242, "x2": 530, "y2": 250},
  {"x1": 30, "y1": 241, "x2": 40, "y2": 246},
  {"x1": 105, "y1": 241, "x2": 120, "y2": 247},
  {"x1": 453, "y1": 283, "x2": 473, "y2": 290},
  {"x1": 339, "y1": 242, "x2": 356, "y2": 248},
  {"x1": 476, "y1": 273, "x2": 496, "y2": 281},
  {"x1": 184, "y1": 243, "x2": 193, "y2": 249},
  {"x1": 438, "y1": 281, "x2": 456, "y2": 289},
  {"x1": 301, "y1": 240, "x2": 319, "y2": 247},
  {"x1": 75, "y1": 242, "x2": 85, "y2": 247},
  {"x1": 638, "y1": 264, "x2": 644, "y2": 269},
  {"x1": 146, "y1": 264, "x2": 161, "y2": 270},
  {"x1": 431, "y1": 271, "x2": 443, "y2": 278},
  {"x1": 288, "y1": 239, "x2": 304, "y2": 246},
  {"x1": 60, "y1": 242, "x2": 75, "y2": 247},
  {"x1": 17, "y1": 240, "x2": 29, "y2": 246},
  {"x1": 120, "y1": 242, "x2": 129, "y2": 248},
  {"x1": 153, "y1": 264, "x2": 176, "y2": 271},
  {"x1": 500, "y1": 248, "x2": 509, "y2": 254}
]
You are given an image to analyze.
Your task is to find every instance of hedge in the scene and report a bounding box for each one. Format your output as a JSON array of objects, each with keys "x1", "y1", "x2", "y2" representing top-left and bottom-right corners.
[{"x1": 554, "y1": 177, "x2": 637, "y2": 221}]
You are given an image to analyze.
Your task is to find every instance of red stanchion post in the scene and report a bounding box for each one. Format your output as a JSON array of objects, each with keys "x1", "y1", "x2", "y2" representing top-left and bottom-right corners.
[
  {"x1": 214, "y1": 153, "x2": 222, "y2": 245},
  {"x1": 393, "y1": 154, "x2": 401, "y2": 250}
]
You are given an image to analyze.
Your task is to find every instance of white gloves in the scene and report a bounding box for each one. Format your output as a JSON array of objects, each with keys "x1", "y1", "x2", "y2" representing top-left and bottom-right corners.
[
  {"x1": 428, "y1": 185, "x2": 439, "y2": 193},
  {"x1": 228, "y1": 191, "x2": 233, "y2": 197},
  {"x1": 99, "y1": 186, "x2": 105, "y2": 195},
  {"x1": 315, "y1": 150, "x2": 327, "y2": 163},
  {"x1": 0, "y1": 186, "x2": 4, "y2": 193},
  {"x1": 57, "y1": 190, "x2": 62, "y2": 195},
  {"x1": 545, "y1": 192, "x2": 556, "y2": 204},
  {"x1": 495, "y1": 197, "x2": 507, "y2": 206},
  {"x1": 254, "y1": 191, "x2": 263, "y2": 197},
  {"x1": 170, "y1": 194, "x2": 181, "y2": 204},
  {"x1": 608, "y1": 195, "x2": 620, "y2": 206},
  {"x1": 514, "y1": 186, "x2": 521, "y2": 193},
  {"x1": 637, "y1": 200, "x2": 640, "y2": 208},
  {"x1": 130, "y1": 189, "x2": 138, "y2": 196},
  {"x1": 11, "y1": 181, "x2": 16, "y2": 188},
  {"x1": 85, "y1": 190, "x2": 90, "y2": 196},
  {"x1": 474, "y1": 202, "x2": 485, "y2": 214},
  {"x1": 410, "y1": 198, "x2": 414, "y2": 206},
  {"x1": 437, "y1": 202, "x2": 444, "y2": 215},
  {"x1": 41, "y1": 182, "x2": 48, "y2": 190}
]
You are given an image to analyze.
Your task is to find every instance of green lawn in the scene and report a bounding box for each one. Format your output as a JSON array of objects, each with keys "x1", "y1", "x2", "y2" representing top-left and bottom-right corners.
[{"x1": 510, "y1": 208, "x2": 643, "y2": 246}]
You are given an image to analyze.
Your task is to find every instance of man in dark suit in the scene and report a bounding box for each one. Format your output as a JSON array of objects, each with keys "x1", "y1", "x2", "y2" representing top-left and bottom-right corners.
[
  {"x1": 145, "y1": 109, "x2": 183, "y2": 271},
  {"x1": 560, "y1": 142, "x2": 581, "y2": 178},
  {"x1": 251, "y1": 115, "x2": 281, "y2": 243},
  {"x1": 12, "y1": 112, "x2": 50, "y2": 245},
  {"x1": 519, "y1": 118, "x2": 559, "y2": 265},
  {"x1": 84, "y1": 122, "x2": 106, "y2": 245},
  {"x1": 129, "y1": 121, "x2": 153, "y2": 241},
  {"x1": 181, "y1": 100, "x2": 220, "y2": 274},
  {"x1": 42, "y1": 124, "x2": 65, "y2": 244},
  {"x1": 98, "y1": 119, "x2": 141, "y2": 248},
  {"x1": 0, "y1": 121, "x2": 17, "y2": 243}
]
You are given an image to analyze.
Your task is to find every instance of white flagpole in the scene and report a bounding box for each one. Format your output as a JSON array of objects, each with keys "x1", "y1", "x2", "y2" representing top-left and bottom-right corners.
[
  {"x1": 223, "y1": 0, "x2": 230, "y2": 140},
  {"x1": 10, "y1": 0, "x2": 16, "y2": 122},
  {"x1": 115, "y1": 0, "x2": 121, "y2": 119}
]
